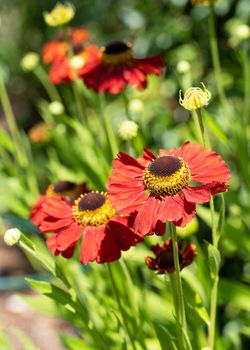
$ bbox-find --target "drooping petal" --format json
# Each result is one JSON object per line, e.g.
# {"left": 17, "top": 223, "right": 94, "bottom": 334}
{"left": 42, "top": 197, "right": 72, "bottom": 219}
{"left": 56, "top": 222, "right": 83, "bottom": 250}
{"left": 173, "top": 200, "right": 196, "bottom": 227}
{"left": 182, "top": 185, "right": 211, "bottom": 204}
{"left": 80, "top": 226, "right": 99, "bottom": 265}
{"left": 158, "top": 195, "right": 184, "bottom": 222}
{"left": 134, "top": 196, "right": 162, "bottom": 236}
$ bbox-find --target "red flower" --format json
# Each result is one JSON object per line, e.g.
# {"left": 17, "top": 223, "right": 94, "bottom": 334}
{"left": 145, "top": 239, "right": 197, "bottom": 274}
{"left": 42, "top": 28, "right": 99, "bottom": 84}
{"left": 108, "top": 141, "right": 230, "bottom": 236}
{"left": 30, "top": 181, "right": 89, "bottom": 226}
{"left": 80, "top": 41, "right": 164, "bottom": 94}
{"left": 49, "top": 45, "right": 99, "bottom": 84}
{"left": 39, "top": 191, "right": 143, "bottom": 264}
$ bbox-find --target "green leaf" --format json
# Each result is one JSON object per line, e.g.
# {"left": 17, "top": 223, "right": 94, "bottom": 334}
{"left": 218, "top": 278, "right": 250, "bottom": 311}
{"left": 25, "top": 278, "right": 76, "bottom": 314}
{"left": 153, "top": 323, "right": 176, "bottom": 350}
{"left": 206, "top": 242, "right": 221, "bottom": 282}
{"left": 189, "top": 293, "right": 210, "bottom": 326}
{"left": 3, "top": 214, "right": 40, "bottom": 234}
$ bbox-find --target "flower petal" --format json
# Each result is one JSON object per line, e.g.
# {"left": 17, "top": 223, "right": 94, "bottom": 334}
{"left": 182, "top": 185, "right": 211, "bottom": 204}
{"left": 56, "top": 222, "right": 83, "bottom": 250}
{"left": 158, "top": 195, "right": 184, "bottom": 222}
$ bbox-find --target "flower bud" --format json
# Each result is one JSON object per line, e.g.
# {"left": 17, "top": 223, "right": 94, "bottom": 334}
{"left": 48, "top": 101, "right": 65, "bottom": 115}
{"left": 21, "top": 53, "right": 39, "bottom": 71}
{"left": 179, "top": 83, "right": 211, "bottom": 111}
{"left": 176, "top": 60, "right": 191, "bottom": 74}
{"left": 234, "top": 24, "right": 250, "bottom": 41}
{"left": 4, "top": 228, "right": 21, "bottom": 246}
{"left": 70, "top": 55, "right": 85, "bottom": 70}
{"left": 118, "top": 120, "right": 138, "bottom": 141}
{"left": 128, "top": 99, "right": 144, "bottom": 114}
{"left": 43, "top": 2, "right": 75, "bottom": 27}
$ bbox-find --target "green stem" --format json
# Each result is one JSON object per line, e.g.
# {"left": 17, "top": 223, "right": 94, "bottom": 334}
{"left": 107, "top": 263, "right": 137, "bottom": 350}
{"left": 122, "top": 90, "right": 132, "bottom": 120}
{"left": 194, "top": 109, "right": 205, "bottom": 147}
{"left": 34, "top": 66, "right": 61, "bottom": 102}
{"left": 170, "top": 223, "right": 188, "bottom": 350}
{"left": 0, "top": 77, "right": 28, "bottom": 168}
{"left": 192, "top": 107, "right": 222, "bottom": 350}
{"left": 208, "top": 4, "right": 230, "bottom": 116}
{"left": 242, "top": 44, "right": 250, "bottom": 125}
{"left": 99, "top": 94, "right": 119, "bottom": 158}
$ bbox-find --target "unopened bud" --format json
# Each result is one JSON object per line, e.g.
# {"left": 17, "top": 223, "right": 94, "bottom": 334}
{"left": 4, "top": 228, "right": 21, "bottom": 246}
{"left": 118, "top": 120, "right": 138, "bottom": 141}
{"left": 179, "top": 83, "right": 211, "bottom": 111}
{"left": 128, "top": 99, "right": 144, "bottom": 114}
{"left": 21, "top": 53, "right": 39, "bottom": 71}
{"left": 176, "top": 60, "right": 191, "bottom": 74}
{"left": 48, "top": 101, "right": 64, "bottom": 115}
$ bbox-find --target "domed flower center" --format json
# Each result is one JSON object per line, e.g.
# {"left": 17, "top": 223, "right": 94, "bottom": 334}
{"left": 102, "top": 41, "right": 132, "bottom": 65}
{"left": 53, "top": 181, "right": 75, "bottom": 193}
{"left": 78, "top": 192, "right": 106, "bottom": 211}
{"left": 46, "top": 181, "right": 80, "bottom": 198}
{"left": 72, "top": 192, "right": 116, "bottom": 227}
{"left": 143, "top": 156, "right": 191, "bottom": 196}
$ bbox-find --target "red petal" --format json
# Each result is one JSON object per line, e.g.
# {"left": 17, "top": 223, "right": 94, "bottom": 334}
{"left": 42, "top": 197, "right": 72, "bottom": 219}
{"left": 56, "top": 222, "right": 83, "bottom": 250}
{"left": 158, "top": 195, "right": 184, "bottom": 222}
{"left": 173, "top": 200, "right": 196, "bottom": 227}
{"left": 80, "top": 226, "right": 99, "bottom": 265}
{"left": 134, "top": 196, "right": 161, "bottom": 236}
{"left": 183, "top": 186, "right": 211, "bottom": 204}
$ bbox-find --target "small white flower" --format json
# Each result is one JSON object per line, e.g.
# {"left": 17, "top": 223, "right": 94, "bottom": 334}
{"left": 176, "top": 60, "right": 191, "bottom": 74}
{"left": 128, "top": 99, "right": 144, "bottom": 114}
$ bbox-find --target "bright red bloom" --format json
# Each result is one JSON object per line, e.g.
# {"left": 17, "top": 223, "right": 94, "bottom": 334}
{"left": 49, "top": 45, "right": 99, "bottom": 84}
{"left": 42, "top": 28, "right": 99, "bottom": 84}
{"left": 145, "top": 239, "right": 197, "bottom": 274}
{"left": 81, "top": 41, "right": 164, "bottom": 94}
{"left": 108, "top": 141, "right": 230, "bottom": 236}
{"left": 30, "top": 181, "right": 89, "bottom": 227}
{"left": 39, "top": 191, "right": 143, "bottom": 264}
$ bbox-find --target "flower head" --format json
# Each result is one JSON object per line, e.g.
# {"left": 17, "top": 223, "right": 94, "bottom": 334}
{"left": 118, "top": 120, "right": 138, "bottom": 141}
{"left": 108, "top": 141, "right": 230, "bottom": 236}
{"left": 30, "top": 181, "right": 89, "bottom": 227}
{"left": 81, "top": 40, "right": 164, "bottom": 94}
{"left": 42, "top": 28, "right": 99, "bottom": 85}
{"left": 179, "top": 83, "right": 211, "bottom": 111}
{"left": 38, "top": 191, "right": 143, "bottom": 264}
{"left": 21, "top": 52, "right": 39, "bottom": 71}
{"left": 4, "top": 228, "right": 22, "bottom": 246}
{"left": 145, "top": 239, "right": 197, "bottom": 274}
{"left": 43, "top": 2, "right": 75, "bottom": 27}
{"left": 48, "top": 101, "right": 65, "bottom": 115}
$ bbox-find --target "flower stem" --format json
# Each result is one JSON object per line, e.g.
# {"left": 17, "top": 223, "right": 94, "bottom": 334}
{"left": 0, "top": 76, "right": 28, "bottom": 168}
{"left": 122, "top": 90, "right": 132, "bottom": 120}
{"left": 170, "top": 222, "right": 187, "bottom": 350}
{"left": 192, "top": 107, "right": 222, "bottom": 350}
{"left": 208, "top": 4, "right": 230, "bottom": 116}
{"left": 242, "top": 44, "right": 250, "bottom": 125}
{"left": 99, "top": 94, "right": 119, "bottom": 158}
{"left": 194, "top": 109, "right": 205, "bottom": 147}
{"left": 107, "top": 263, "right": 137, "bottom": 350}
{"left": 34, "top": 66, "right": 62, "bottom": 102}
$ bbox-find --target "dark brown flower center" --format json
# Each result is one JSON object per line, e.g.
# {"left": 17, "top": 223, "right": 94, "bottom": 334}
{"left": 149, "top": 156, "right": 181, "bottom": 177}
{"left": 78, "top": 192, "right": 106, "bottom": 211}
{"left": 104, "top": 41, "right": 130, "bottom": 55}
{"left": 157, "top": 251, "right": 182, "bottom": 270}
{"left": 53, "top": 181, "right": 76, "bottom": 193}
{"left": 73, "top": 43, "right": 85, "bottom": 55}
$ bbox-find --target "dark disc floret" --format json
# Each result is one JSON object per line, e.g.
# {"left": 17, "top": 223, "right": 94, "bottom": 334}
{"left": 78, "top": 192, "right": 106, "bottom": 211}
{"left": 53, "top": 181, "right": 76, "bottom": 193}
{"left": 104, "top": 41, "right": 130, "bottom": 55}
{"left": 149, "top": 156, "right": 181, "bottom": 177}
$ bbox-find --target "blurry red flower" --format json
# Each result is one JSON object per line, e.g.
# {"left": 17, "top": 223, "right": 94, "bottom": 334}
{"left": 42, "top": 28, "right": 99, "bottom": 84}
{"left": 81, "top": 40, "right": 164, "bottom": 94}
{"left": 108, "top": 141, "right": 230, "bottom": 236}
{"left": 30, "top": 181, "right": 89, "bottom": 227}
{"left": 145, "top": 239, "right": 197, "bottom": 274}
{"left": 39, "top": 191, "right": 143, "bottom": 264}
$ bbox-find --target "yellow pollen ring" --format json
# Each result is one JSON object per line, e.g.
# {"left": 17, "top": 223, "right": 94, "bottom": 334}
{"left": 143, "top": 158, "right": 191, "bottom": 196}
{"left": 101, "top": 44, "right": 133, "bottom": 65}
{"left": 72, "top": 192, "right": 116, "bottom": 227}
